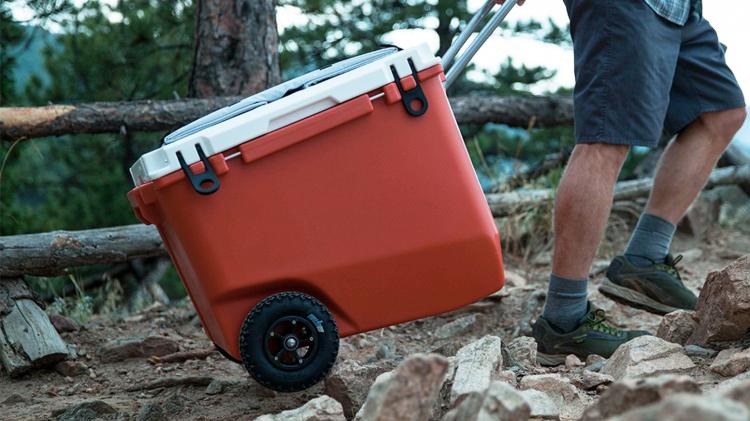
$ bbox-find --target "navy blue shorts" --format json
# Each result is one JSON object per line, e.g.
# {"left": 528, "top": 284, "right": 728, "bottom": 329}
{"left": 563, "top": 0, "right": 746, "bottom": 147}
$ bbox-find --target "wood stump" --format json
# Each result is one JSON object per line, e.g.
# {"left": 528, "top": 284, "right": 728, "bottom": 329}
{"left": 0, "top": 278, "right": 70, "bottom": 376}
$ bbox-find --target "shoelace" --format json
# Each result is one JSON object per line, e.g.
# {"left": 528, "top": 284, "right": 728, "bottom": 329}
{"left": 584, "top": 309, "right": 624, "bottom": 336}
{"left": 660, "top": 254, "right": 684, "bottom": 280}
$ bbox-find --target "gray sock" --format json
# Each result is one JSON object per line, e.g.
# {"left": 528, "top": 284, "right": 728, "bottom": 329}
{"left": 541, "top": 274, "right": 589, "bottom": 333}
{"left": 624, "top": 213, "right": 676, "bottom": 267}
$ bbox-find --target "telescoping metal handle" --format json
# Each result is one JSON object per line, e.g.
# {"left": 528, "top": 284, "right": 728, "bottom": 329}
{"left": 443, "top": 0, "right": 518, "bottom": 89}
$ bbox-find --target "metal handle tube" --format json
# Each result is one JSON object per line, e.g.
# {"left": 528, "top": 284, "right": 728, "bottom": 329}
{"left": 444, "top": 0, "right": 517, "bottom": 90}
{"left": 441, "top": 0, "right": 496, "bottom": 72}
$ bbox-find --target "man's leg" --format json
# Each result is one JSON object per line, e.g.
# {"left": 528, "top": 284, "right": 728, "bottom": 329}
{"left": 646, "top": 108, "right": 747, "bottom": 224}
{"left": 603, "top": 108, "right": 747, "bottom": 314}
{"left": 541, "top": 144, "right": 630, "bottom": 333}
{"left": 622, "top": 108, "right": 747, "bottom": 267}
{"left": 533, "top": 144, "right": 649, "bottom": 365}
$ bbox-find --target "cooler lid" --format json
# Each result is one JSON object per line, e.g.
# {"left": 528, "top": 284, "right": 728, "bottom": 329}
{"left": 163, "top": 47, "right": 400, "bottom": 145}
{"left": 130, "top": 43, "right": 440, "bottom": 186}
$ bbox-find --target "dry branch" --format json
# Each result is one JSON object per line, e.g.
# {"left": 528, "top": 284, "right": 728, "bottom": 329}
{"left": 487, "top": 164, "right": 750, "bottom": 217}
{"left": 125, "top": 375, "right": 215, "bottom": 391}
{"left": 1, "top": 165, "right": 747, "bottom": 277}
{"left": 0, "top": 95, "right": 573, "bottom": 141}
{"left": 147, "top": 348, "right": 217, "bottom": 364}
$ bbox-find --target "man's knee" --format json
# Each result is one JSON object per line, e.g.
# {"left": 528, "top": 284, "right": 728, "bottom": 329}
{"left": 697, "top": 107, "right": 747, "bottom": 145}
{"left": 569, "top": 143, "right": 630, "bottom": 172}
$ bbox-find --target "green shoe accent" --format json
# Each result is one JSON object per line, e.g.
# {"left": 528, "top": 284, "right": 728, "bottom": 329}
{"left": 600, "top": 254, "right": 698, "bottom": 315}
{"left": 532, "top": 302, "right": 649, "bottom": 366}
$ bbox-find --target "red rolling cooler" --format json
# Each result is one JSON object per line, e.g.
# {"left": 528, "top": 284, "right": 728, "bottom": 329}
{"left": 128, "top": 0, "right": 516, "bottom": 392}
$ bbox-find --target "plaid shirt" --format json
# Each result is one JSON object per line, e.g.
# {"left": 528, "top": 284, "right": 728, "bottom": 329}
{"left": 644, "top": 0, "right": 700, "bottom": 25}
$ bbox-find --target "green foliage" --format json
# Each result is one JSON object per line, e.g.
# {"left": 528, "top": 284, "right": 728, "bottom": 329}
{"left": 45, "top": 274, "right": 95, "bottom": 323}
{"left": 1, "top": 0, "right": 195, "bottom": 235}
{"left": 0, "top": 4, "right": 25, "bottom": 105}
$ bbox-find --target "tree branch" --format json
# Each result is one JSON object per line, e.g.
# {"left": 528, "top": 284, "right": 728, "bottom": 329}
{"left": 0, "top": 95, "right": 573, "bottom": 141}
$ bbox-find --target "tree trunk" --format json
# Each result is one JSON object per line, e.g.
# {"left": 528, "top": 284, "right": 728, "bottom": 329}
{"left": 189, "top": 0, "right": 281, "bottom": 98}
{"left": 0, "top": 94, "right": 573, "bottom": 141}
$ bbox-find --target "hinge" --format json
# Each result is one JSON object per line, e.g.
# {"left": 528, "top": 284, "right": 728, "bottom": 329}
{"left": 390, "top": 58, "right": 428, "bottom": 117}
{"left": 176, "top": 144, "right": 220, "bottom": 195}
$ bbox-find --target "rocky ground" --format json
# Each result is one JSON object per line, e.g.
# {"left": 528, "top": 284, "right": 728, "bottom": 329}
{"left": 2, "top": 205, "right": 750, "bottom": 420}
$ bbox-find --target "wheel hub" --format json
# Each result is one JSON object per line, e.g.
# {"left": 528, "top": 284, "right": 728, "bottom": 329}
{"left": 283, "top": 335, "right": 299, "bottom": 351}
{"left": 264, "top": 315, "right": 319, "bottom": 370}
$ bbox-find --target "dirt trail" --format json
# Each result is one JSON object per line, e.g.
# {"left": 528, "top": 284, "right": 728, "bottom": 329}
{"left": 1, "top": 228, "right": 749, "bottom": 420}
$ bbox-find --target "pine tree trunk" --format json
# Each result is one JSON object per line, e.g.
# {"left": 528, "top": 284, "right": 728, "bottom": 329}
{"left": 188, "top": 0, "right": 281, "bottom": 98}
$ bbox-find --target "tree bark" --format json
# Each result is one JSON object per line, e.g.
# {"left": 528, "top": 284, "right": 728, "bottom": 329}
{"left": 450, "top": 95, "right": 573, "bottom": 128}
{"left": 2, "top": 165, "right": 747, "bottom": 277}
{"left": 0, "top": 97, "right": 242, "bottom": 141}
{"left": 189, "top": 0, "right": 281, "bottom": 98}
{"left": 0, "top": 94, "right": 573, "bottom": 141}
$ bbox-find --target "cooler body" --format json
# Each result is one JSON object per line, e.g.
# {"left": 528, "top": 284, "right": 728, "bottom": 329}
{"left": 127, "top": 46, "right": 504, "bottom": 360}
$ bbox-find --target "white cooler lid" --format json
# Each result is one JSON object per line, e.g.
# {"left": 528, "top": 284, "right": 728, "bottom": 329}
{"left": 130, "top": 43, "right": 440, "bottom": 186}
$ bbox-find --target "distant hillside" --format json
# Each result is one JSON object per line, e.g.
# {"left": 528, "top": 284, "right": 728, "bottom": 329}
{"left": 12, "top": 25, "right": 59, "bottom": 94}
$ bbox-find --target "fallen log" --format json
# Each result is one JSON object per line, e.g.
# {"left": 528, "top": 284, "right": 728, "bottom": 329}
{"left": 1, "top": 165, "right": 747, "bottom": 277}
{"left": 0, "top": 95, "right": 573, "bottom": 141}
{"left": 0, "top": 224, "right": 166, "bottom": 277}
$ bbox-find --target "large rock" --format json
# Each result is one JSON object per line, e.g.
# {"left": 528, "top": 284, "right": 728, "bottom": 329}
{"left": 689, "top": 256, "right": 750, "bottom": 344}
{"left": 506, "top": 336, "right": 537, "bottom": 370}
{"left": 600, "top": 336, "right": 695, "bottom": 380}
{"left": 714, "top": 372, "right": 750, "bottom": 410}
{"left": 581, "top": 370, "right": 614, "bottom": 390}
{"left": 581, "top": 375, "right": 700, "bottom": 421}
{"left": 324, "top": 359, "right": 395, "bottom": 419}
{"left": 656, "top": 310, "right": 698, "bottom": 345}
{"left": 519, "top": 374, "right": 585, "bottom": 419}
{"left": 434, "top": 314, "right": 479, "bottom": 339}
{"left": 518, "top": 390, "right": 559, "bottom": 419}
{"left": 449, "top": 336, "right": 503, "bottom": 404}
{"left": 610, "top": 394, "right": 749, "bottom": 421}
{"left": 256, "top": 396, "right": 346, "bottom": 421}
{"left": 710, "top": 347, "right": 750, "bottom": 377}
{"left": 442, "top": 381, "right": 530, "bottom": 421}
{"left": 99, "top": 336, "right": 179, "bottom": 362}
{"left": 354, "top": 354, "right": 449, "bottom": 421}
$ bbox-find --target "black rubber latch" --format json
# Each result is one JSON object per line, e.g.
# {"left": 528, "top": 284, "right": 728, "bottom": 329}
{"left": 176, "top": 144, "right": 220, "bottom": 195}
{"left": 390, "top": 58, "right": 428, "bottom": 117}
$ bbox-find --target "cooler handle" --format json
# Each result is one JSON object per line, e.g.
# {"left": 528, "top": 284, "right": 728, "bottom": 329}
{"left": 443, "top": 0, "right": 518, "bottom": 89}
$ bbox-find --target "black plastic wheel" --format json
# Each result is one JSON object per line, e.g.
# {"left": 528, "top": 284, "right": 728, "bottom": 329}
{"left": 239, "top": 292, "right": 339, "bottom": 392}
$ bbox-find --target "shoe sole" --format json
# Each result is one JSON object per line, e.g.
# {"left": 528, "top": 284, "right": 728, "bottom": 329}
{"left": 537, "top": 352, "right": 567, "bottom": 367}
{"left": 599, "top": 279, "right": 679, "bottom": 315}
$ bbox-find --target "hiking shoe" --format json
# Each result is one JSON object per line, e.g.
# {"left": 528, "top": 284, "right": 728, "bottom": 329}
{"left": 600, "top": 254, "right": 698, "bottom": 315}
{"left": 532, "top": 302, "right": 649, "bottom": 366}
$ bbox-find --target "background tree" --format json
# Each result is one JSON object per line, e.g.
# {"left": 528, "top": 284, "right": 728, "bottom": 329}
{"left": 189, "top": 0, "right": 281, "bottom": 97}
